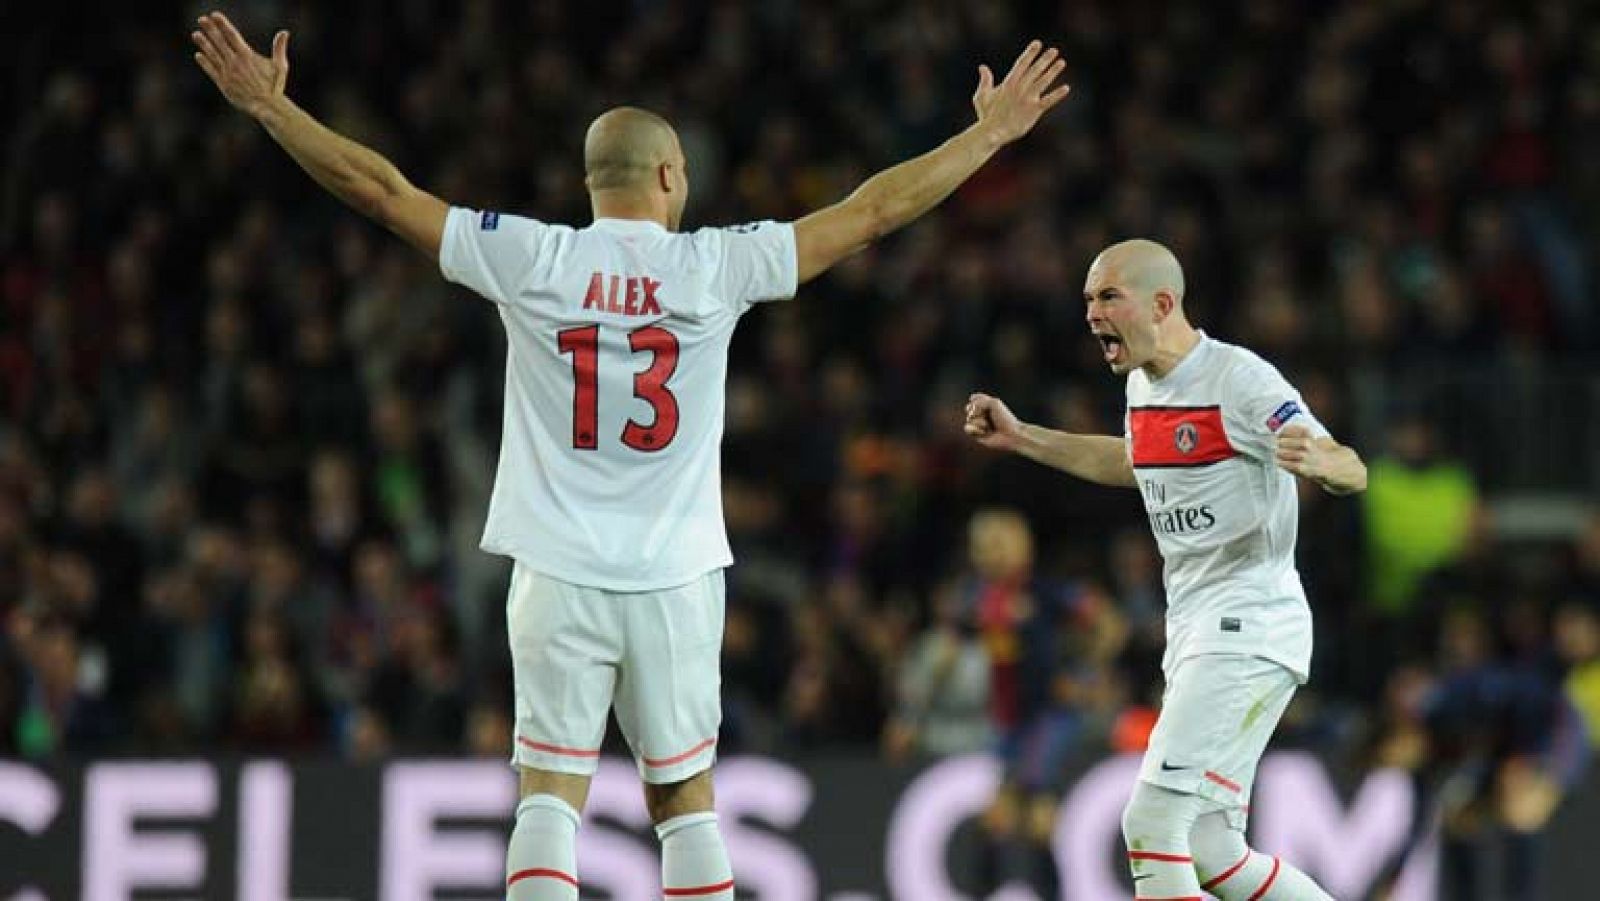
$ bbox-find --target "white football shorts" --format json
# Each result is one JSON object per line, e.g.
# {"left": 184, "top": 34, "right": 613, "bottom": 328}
{"left": 506, "top": 563, "right": 724, "bottom": 784}
{"left": 1138, "top": 653, "right": 1298, "bottom": 828}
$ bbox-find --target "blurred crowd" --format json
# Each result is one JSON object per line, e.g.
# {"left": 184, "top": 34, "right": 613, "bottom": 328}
{"left": 2, "top": 3, "right": 1598, "bottom": 859}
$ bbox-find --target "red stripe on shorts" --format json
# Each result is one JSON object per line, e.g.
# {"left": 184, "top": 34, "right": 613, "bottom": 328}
{"left": 1205, "top": 770, "right": 1242, "bottom": 793}
{"left": 507, "top": 868, "right": 578, "bottom": 888}
{"left": 1247, "top": 856, "right": 1282, "bottom": 901}
{"left": 664, "top": 878, "right": 735, "bottom": 896}
{"left": 517, "top": 736, "right": 601, "bottom": 758}
{"left": 643, "top": 737, "right": 717, "bottom": 768}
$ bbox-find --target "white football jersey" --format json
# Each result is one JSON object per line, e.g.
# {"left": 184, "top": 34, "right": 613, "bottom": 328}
{"left": 1123, "top": 333, "right": 1329, "bottom": 682}
{"left": 440, "top": 208, "right": 797, "bottom": 590}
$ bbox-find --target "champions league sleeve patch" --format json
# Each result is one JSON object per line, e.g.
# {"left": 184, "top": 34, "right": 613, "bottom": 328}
{"left": 480, "top": 211, "right": 501, "bottom": 231}
{"left": 1266, "top": 400, "right": 1302, "bottom": 432}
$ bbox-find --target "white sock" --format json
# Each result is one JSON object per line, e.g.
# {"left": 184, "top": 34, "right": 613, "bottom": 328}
{"left": 1192, "top": 812, "right": 1332, "bottom": 901}
{"left": 656, "top": 811, "right": 735, "bottom": 899}
{"left": 506, "top": 794, "right": 580, "bottom": 900}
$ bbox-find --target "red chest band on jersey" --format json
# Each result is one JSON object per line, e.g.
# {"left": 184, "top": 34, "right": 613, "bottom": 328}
{"left": 1129, "top": 406, "right": 1238, "bottom": 468}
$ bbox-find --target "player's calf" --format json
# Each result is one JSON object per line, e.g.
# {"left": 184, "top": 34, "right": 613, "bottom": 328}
{"left": 1191, "top": 811, "right": 1333, "bottom": 901}
{"left": 506, "top": 793, "right": 581, "bottom": 900}
{"left": 648, "top": 770, "right": 734, "bottom": 900}
{"left": 1122, "top": 781, "right": 1205, "bottom": 898}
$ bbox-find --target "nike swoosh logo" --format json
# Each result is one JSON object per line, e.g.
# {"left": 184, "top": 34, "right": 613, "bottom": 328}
{"left": 1160, "top": 760, "right": 1192, "bottom": 772}
{"left": 1132, "top": 873, "right": 1154, "bottom": 882}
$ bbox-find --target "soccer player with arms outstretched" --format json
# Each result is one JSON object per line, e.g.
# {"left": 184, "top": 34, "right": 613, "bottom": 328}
{"left": 966, "top": 240, "right": 1367, "bottom": 900}
{"left": 190, "top": 12, "right": 1070, "bottom": 899}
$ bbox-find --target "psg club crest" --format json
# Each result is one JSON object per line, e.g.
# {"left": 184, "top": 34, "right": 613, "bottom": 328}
{"left": 1174, "top": 422, "right": 1199, "bottom": 455}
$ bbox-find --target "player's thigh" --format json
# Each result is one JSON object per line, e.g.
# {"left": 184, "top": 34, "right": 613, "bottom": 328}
{"left": 613, "top": 570, "right": 725, "bottom": 784}
{"left": 507, "top": 565, "right": 621, "bottom": 776}
{"left": 1139, "top": 654, "right": 1296, "bottom": 814}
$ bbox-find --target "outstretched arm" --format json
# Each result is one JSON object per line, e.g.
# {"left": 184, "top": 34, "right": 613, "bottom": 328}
{"left": 191, "top": 12, "right": 447, "bottom": 258}
{"left": 964, "top": 393, "right": 1136, "bottom": 487}
{"left": 793, "top": 41, "right": 1071, "bottom": 284}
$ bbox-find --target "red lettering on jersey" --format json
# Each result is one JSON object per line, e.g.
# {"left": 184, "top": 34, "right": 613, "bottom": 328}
{"left": 583, "top": 272, "right": 604, "bottom": 310}
{"left": 640, "top": 278, "right": 663, "bottom": 316}
{"left": 1129, "top": 406, "right": 1237, "bottom": 468}
{"left": 580, "top": 272, "right": 662, "bottom": 316}
{"left": 624, "top": 278, "right": 641, "bottom": 315}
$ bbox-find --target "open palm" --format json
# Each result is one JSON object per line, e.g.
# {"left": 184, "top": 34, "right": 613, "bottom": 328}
{"left": 191, "top": 12, "right": 290, "bottom": 120}
{"left": 972, "top": 41, "right": 1072, "bottom": 146}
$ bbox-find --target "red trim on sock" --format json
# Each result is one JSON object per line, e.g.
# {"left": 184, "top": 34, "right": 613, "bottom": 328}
{"left": 664, "top": 878, "right": 735, "bottom": 896}
{"left": 1205, "top": 770, "right": 1242, "bottom": 793}
{"left": 643, "top": 737, "right": 717, "bottom": 768}
{"left": 516, "top": 736, "right": 601, "bottom": 757}
{"left": 1202, "top": 851, "right": 1252, "bottom": 891}
{"left": 1128, "top": 850, "right": 1194, "bottom": 863}
{"left": 507, "top": 867, "right": 578, "bottom": 888}
{"left": 1246, "top": 856, "right": 1281, "bottom": 901}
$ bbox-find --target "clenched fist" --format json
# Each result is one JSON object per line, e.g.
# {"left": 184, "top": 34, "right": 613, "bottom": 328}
{"left": 964, "top": 393, "right": 1023, "bottom": 452}
{"left": 1275, "top": 425, "right": 1328, "bottom": 480}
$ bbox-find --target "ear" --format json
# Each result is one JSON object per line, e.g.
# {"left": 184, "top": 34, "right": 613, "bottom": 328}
{"left": 658, "top": 161, "right": 674, "bottom": 193}
{"left": 1152, "top": 290, "right": 1175, "bottom": 321}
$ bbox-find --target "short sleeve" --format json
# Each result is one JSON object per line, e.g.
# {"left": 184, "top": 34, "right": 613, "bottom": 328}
{"left": 438, "top": 206, "right": 555, "bottom": 306}
{"left": 708, "top": 221, "right": 798, "bottom": 311}
{"left": 1223, "top": 356, "right": 1330, "bottom": 462}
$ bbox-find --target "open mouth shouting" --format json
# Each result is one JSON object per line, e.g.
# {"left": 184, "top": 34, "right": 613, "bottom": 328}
{"left": 1094, "top": 330, "right": 1125, "bottom": 365}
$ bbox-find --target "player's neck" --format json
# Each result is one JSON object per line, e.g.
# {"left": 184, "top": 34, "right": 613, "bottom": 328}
{"left": 590, "top": 192, "right": 671, "bottom": 230}
{"left": 1142, "top": 325, "right": 1202, "bottom": 380}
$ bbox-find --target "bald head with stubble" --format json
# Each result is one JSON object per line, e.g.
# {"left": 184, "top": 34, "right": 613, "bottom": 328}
{"left": 583, "top": 107, "right": 690, "bottom": 229}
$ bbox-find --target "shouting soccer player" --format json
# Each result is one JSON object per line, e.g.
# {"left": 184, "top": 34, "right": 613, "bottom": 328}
{"left": 965, "top": 240, "right": 1367, "bottom": 900}
{"left": 190, "top": 12, "right": 1070, "bottom": 900}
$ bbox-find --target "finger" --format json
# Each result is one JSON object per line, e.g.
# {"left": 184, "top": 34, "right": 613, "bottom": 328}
{"left": 1007, "top": 40, "right": 1042, "bottom": 81}
{"left": 193, "top": 51, "right": 222, "bottom": 85}
{"left": 1041, "top": 83, "right": 1073, "bottom": 110}
{"left": 214, "top": 11, "right": 257, "bottom": 58}
{"left": 192, "top": 29, "right": 226, "bottom": 66}
{"left": 1033, "top": 59, "right": 1067, "bottom": 95}
{"left": 198, "top": 15, "right": 237, "bottom": 63}
{"left": 975, "top": 64, "right": 994, "bottom": 97}
{"left": 272, "top": 30, "right": 290, "bottom": 67}
{"left": 1024, "top": 46, "right": 1059, "bottom": 87}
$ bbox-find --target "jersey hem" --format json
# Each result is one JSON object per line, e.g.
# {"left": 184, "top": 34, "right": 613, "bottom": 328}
{"left": 484, "top": 540, "right": 731, "bottom": 593}
{"left": 1168, "top": 645, "right": 1310, "bottom": 685}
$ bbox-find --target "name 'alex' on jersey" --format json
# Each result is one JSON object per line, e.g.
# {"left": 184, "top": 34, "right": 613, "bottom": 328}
{"left": 1122, "top": 333, "right": 1333, "bottom": 683}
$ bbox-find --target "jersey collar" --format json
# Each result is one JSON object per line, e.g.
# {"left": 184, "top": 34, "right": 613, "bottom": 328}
{"left": 1149, "top": 330, "right": 1211, "bottom": 389}
{"left": 591, "top": 217, "right": 668, "bottom": 234}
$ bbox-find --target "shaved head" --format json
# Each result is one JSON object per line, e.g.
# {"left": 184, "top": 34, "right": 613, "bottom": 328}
{"left": 584, "top": 107, "right": 681, "bottom": 191}
{"left": 1088, "top": 239, "right": 1186, "bottom": 305}
{"left": 1083, "top": 238, "right": 1198, "bottom": 377}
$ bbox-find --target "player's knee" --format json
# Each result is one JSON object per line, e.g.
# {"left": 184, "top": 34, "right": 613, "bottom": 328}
{"left": 644, "top": 767, "right": 715, "bottom": 824}
{"left": 1189, "top": 811, "right": 1248, "bottom": 877}
{"left": 519, "top": 767, "right": 591, "bottom": 814}
{"left": 1121, "top": 782, "right": 1200, "bottom": 853}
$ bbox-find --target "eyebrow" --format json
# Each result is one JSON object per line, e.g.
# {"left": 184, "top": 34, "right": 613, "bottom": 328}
{"left": 1084, "top": 287, "right": 1121, "bottom": 302}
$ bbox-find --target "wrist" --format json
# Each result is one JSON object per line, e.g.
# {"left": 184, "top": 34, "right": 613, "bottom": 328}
{"left": 253, "top": 94, "right": 294, "bottom": 128}
{"left": 963, "top": 121, "right": 1007, "bottom": 156}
